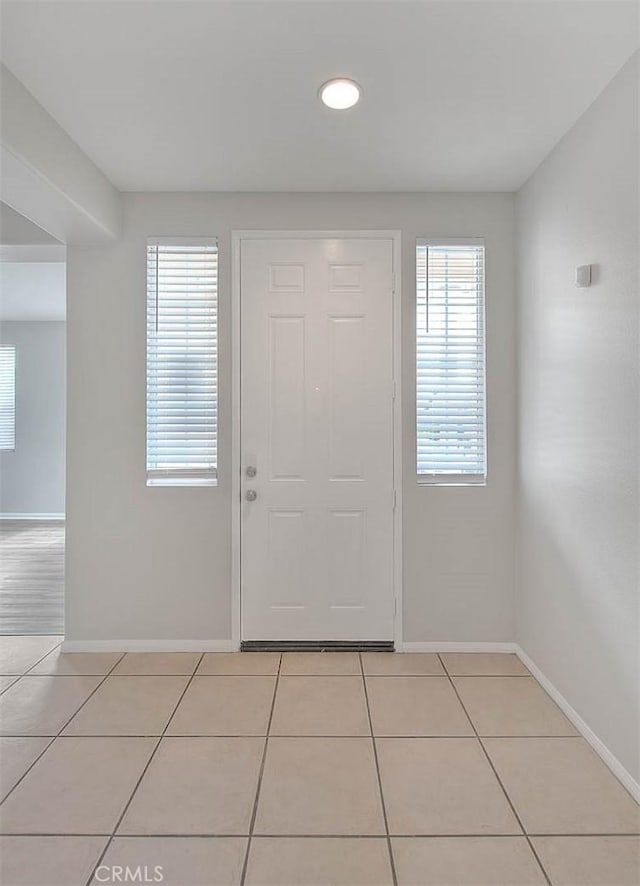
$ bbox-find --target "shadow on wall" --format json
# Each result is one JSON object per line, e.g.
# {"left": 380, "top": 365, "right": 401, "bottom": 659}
{"left": 517, "top": 483, "right": 639, "bottom": 782}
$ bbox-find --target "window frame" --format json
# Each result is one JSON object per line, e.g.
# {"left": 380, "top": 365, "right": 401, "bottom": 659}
{"left": 415, "top": 237, "right": 487, "bottom": 486}
{"left": 146, "top": 236, "right": 218, "bottom": 487}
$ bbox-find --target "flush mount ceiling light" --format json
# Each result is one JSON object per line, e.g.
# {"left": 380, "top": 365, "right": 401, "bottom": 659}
{"left": 319, "top": 78, "right": 362, "bottom": 110}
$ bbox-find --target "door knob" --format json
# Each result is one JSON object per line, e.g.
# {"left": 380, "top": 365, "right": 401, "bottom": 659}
{"left": 245, "top": 489, "right": 257, "bottom": 502}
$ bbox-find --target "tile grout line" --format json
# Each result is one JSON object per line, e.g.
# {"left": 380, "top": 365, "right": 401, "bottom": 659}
{"left": 0, "top": 650, "right": 127, "bottom": 807}
{"left": 239, "top": 653, "right": 282, "bottom": 886}
{"left": 83, "top": 652, "right": 206, "bottom": 886}
{"left": 0, "top": 732, "right": 587, "bottom": 739}
{"left": 359, "top": 652, "right": 398, "bottom": 886}
{"left": 0, "top": 638, "right": 62, "bottom": 801}
{"left": 437, "top": 653, "right": 553, "bottom": 886}
{"left": 0, "top": 676, "right": 20, "bottom": 696}
{"left": 1, "top": 636, "right": 65, "bottom": 682}
{"left": 6, "top": 830, "right": 640, "bottom": 839}
{"left": 6, "top": 651, "right": 635, "bottom": 875}
{"left": 0, "top": 735, "right": 56, "bottom": 806}
{"left": 1, "top": 672, "right": 538, "bottom": 680}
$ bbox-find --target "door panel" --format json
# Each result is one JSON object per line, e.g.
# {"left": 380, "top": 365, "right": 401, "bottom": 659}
{"left": 269, "top": 316, "right": 306, "bottom": 479}
{"left": 328, "top": 316, "right": 366, "bottom": 479}
{"left": 241, "top": 237, "right": 395, "bottom": 641}
{"left": 327, "top": 510, "right": 366, "bottom": 608}
{"left": 267, "top": 509, "right": 306, "bottom": 608}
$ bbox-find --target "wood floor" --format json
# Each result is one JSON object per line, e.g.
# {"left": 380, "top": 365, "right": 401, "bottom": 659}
{"left": 0, "top": 521, "right": 64, "bottom": 635}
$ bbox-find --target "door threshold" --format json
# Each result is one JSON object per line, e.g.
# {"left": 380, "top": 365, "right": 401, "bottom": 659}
{"left": 240, "top": 640, "right": 394, "bottom": 652}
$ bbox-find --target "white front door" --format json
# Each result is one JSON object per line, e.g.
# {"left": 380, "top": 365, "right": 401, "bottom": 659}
{"left": 240, "top": 236, "right": 395, "bottom": 641}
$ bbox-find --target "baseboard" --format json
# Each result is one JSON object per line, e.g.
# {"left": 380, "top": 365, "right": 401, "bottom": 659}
{"left": 515, "top": 645, "right": 640, "bottom": 803}
{"left": 399, "top": 641, "right": 518, "bottom": 653}
{"left": 61, "top": 639, "right": 238, "bottom": 653}
{"left": 0, "top": 513, "right": 65, "bottom": 521}
{"left": 62, "top": 639, "right": 517, "bottom": 655}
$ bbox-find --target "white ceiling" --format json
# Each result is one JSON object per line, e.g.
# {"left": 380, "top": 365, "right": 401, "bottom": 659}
{"left": 0, "top": 262, "right": 66, "bottom": 321}
{"left": 1, "top": 1, "right": 637, "bottom": 192}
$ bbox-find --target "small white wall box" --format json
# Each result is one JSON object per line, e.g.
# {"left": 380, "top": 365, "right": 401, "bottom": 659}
{"left": 575, "top": 264, "right": 592, "bottom": 287}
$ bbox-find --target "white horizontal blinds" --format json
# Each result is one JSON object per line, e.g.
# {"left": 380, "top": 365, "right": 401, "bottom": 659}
{"left": 0, "top": 346, "right": 16, "bottom": 450}
{"left": 146, "top": 240, "right": 217, "bottom": 484}
{"left": 416, "top": 242, "right": 486, "bottom": 480}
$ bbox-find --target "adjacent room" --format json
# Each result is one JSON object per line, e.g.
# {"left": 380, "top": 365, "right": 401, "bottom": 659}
{"left": 0, "top": 214, "right": 66, "bottom": 636}
{"left": 0, "top": 2, "right": 638, "bottom": 885}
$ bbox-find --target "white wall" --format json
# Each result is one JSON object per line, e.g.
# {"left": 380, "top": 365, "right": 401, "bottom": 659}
{"left": 516, "top": 53, "right": 639, "bottom": 783}
{"left": 66, "top": 192, "right": 516, "bottom": 644}
{"left": 0, "top": 320, "right": 66, "bottom": 515}
{"left": 0, "top": 262, "right": 66, "bottom": 320}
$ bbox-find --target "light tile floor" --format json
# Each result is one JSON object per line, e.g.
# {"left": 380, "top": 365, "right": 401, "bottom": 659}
{"left": 0, "top": 640, "right": 638, "bottom": 885}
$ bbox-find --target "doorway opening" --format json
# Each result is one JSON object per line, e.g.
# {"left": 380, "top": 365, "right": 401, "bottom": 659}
{"left": 0, "top": 210, "right": 66, "bottom": 636}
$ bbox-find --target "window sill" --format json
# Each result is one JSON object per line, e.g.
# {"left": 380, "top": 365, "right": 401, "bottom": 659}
{"left": 417, "top": 475, "right": 486, "bottom": 487}
{"left": 147, "top": 478, "right": 217, "bottom": 488}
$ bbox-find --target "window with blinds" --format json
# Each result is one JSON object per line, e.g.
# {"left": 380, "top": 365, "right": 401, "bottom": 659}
{"left": 146, "top": 239, "right": 218, "bottom": 485}
{"left": 0, "top": 345, "right": 16, "bottom": 451}
{"left": 416, "top": 241, "right": 486, "bottom": 482}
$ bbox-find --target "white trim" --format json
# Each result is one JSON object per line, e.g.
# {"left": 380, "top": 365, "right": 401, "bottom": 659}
{"left": 146, "top": 236, "right": 218, "bottom": 248}
{"left": 391, "top": 232, "right": 403, "bottom": 651}
{"left": 231, "top": 229, "right": 403, "bottom": 649}
{"left": 232, "top": 230, "right": 401, "bottom": 242}
{"left": 147, "top": 477, "right": 216, "bottom": 487}
{"left": 231, "top": 233, "right": 242, "bottom": 650}
{"left": 231, "top": 231, "right": 242, "bottom": 646}
{"left": 416, "top": 237, "right": 485, "bottom": 247}
{"left": 515, "top": 645, "right": 640, "bottom": 803}
{"left": 0, "top": 513, "right": 65, "bottom": 521}
{"left": 62, "top": 639, "right": 238, "bottom": 653}
{"left": 416, "top": 475, "right": 487, "bottom": 487}
{"left": 399, "top": 641, "right": 518, "bottom": 653}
